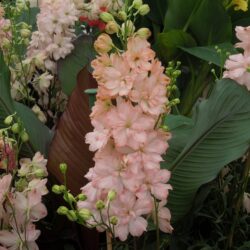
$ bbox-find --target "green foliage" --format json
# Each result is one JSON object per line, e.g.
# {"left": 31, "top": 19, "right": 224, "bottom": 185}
{"left": 164, "top": 0, "right": 232, "bottom": 45}
{"left": 0, "top": 53, "right": 52, "bottom": 156}
{"left": 58, "top": 35, "right": 96, "bottom": 96}
{"left": 180, "top": 43, "right": 237, "bottom": 67}
{"left": 163, "top": 79, "right": 250, "bottom": 222}
{"left": 155, "top": 29, "right": 196, "bottom": 62}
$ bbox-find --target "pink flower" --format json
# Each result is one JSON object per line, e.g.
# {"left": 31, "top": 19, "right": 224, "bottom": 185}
{"left": 107, "top": 100, "right": 155, "bottom": 148}
{"left": 0, "top": 174, "right": 12, "bottom": 202}
{"left": 125, "top": 37, "right": 155, "bottom": 72}
{"left": 158, "top": 206, "right": 173, "bottom": 233}
{"left": 112, "top": 191, "right": 152, "bottom": 241}
{"left": 0, "top": 224, "right": 40, "bottom": 250}
{"left": 235, "top": 26, "right": 250, "bottom": 55}
{"left": 223, "top": 53, "right": 250, "bottom": 90}
{"left": 101, "top": 54, "right": 134, "bottom": 97}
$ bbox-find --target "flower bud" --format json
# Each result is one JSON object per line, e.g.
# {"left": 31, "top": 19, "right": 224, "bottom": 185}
{"left": 11, "top": 123, "right": 20, "bottom": 134}
{"left": 133, "top": 0, "right": 143, "bottom": 9}
{"left": 107, "top": 190, "right": 116, "bottom": 201}
{"left": 15, "top": 178, "right": 28, "bottom": 192}
{"left": 77, "top": 193, "right": 87, "bottom": 201}
{"left": 20, "top": 131, "right": 29, "bottom": 143}
{"left": 110, "top": 216, "right": 118, "bottom": 225}
{"left": 136, "top": 28, "right": 151, "bottom": 39}
{"left": 4, "top": 116, "right": 13, "bottom": 125}
{"left": 52, "top": 184, "right": 62, "bottom": 194}
{"left": 57, "top": 206, "right": 68, "bottom": 215}
{"left": 20, "top": 28, "right": 31, "bottom": 38}
{"left": 34, "top": 169, "right": 45, "bottom": 178}
{"left": 94, "top": 34, "right": 113, "bottom": 54}
{"left": 78, "top": 208, "right": 92, "bottom": 220}
{"left": 121, "top": 20, "right": 135, "bottom": 37}
{"left": 64, "top": 192, "right": 76, "bottom": 203}
{"left": 96, "top": 200, "right": 105, "bottom": 210}
{"left": 59, "top": 163, "right": 67, "bottom": 174}
{"left": 2, "top": 38, "right": 11, "bottom": 49}
{"left": 139, "top": 4, "right": 150, "bottom": 15}
{"left": 117, "top": 11, "right": 127, "bottom": 21}
{"left": 99, "top": 12, "right": 114, "bottom": 23}
{"left": 59, "top": 185, "right": 66, "bottom": 192}
{"left": 105, "top": 21, "right": 119, "bottom": 34}
{"left": 67, "top": 210, "right": 78, "bottom": 221}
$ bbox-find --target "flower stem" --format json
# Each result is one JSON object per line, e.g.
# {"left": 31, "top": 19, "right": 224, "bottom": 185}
{"left": 154, "top": 197, "right": 160, "bottom": 250}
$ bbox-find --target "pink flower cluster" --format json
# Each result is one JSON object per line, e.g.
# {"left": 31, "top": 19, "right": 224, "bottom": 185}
{"left": 223, "top": 26, "right": 250, "bottom": 90}
{"left": 0, "top": 17, "right": 11, "bottom": 52}
{"left": 79, "top": 36, "right": 173, "bottom": 241}
{"left": 0, "top": 152, "right": 48, "bottom": 250}
{"left": 27, "top": 0, "right": 79, "bottom": 71}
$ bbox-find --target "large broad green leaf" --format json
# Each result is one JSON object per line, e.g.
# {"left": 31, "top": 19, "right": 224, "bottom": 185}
{"left": 58, "top": 35, "right": 95, "bottom": 96}
{"left": 0, "top": 53, "right": 52, "bottom": 156}
{"left": 164, "top": 0, "right": 232, "bottom": 45}
{"left": 162, "top": 79, "right": 250, "bottom": 223}
{"left": 180, "top": 43, "right": 237, "bottom": 67}
{"left": 155, "top": 29, "right": 196, "bottom": 62}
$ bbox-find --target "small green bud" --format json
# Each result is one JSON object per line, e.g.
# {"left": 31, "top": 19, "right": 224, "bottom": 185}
{"left": 110, "top": 216, "right": 118, "bottom": 225}
{"left": 136, "top": 28, "right": 151, "bottom": 39}
{"left": 59, "top": 163, "right": 67, "bottom": 174}
{"left": 139, "top": 4, "right": 150, "bottom": 16}
{"left": 171, "top": 85, "right": 178, "bottom": 91}
{"left": 64, "top": 192, "right": 76, "bottom": 203}
{"left": 59, "top": 185, "right": 66, "bottom": 192}
{"left": 20, "top": 28, "right": 31, "bottom": 38}
{"left": 96, "top": 200, "right": 105, "bottom": 210}
{"left": 161, "top": 125, "right": 169, "bottom": 132}
{"left": 11, "top": 123, "right": 20, "bottom": 134}
{"left": 105, "top": 21, "right": 119, "bottom": 34}
{"left": 67, "top": 210, "right": 78, "bottom": 221}
{"left": 77, "top": 193, "right": 87, "bottom": 201}
{"left": 34, "top": 169, "right": 45, "bottom": 178}
{"left": 117, "top": 11, "right": 127, "bottom": 21}
{"left": 121, "top": 20, "right": 135, "bottom": 37}
{"left": 57, "top": 206, "right": 68, "bottom": 215}
{"left": 133, "top": 0, "right": 143, "bottom": 9}
{"left": 78, "top": 208, "right": 92, "bottom": 220}
{"left": 15, "top": 178, "right": 28, "bottom": 192}
{"left": 2, "top": 38, "right": 11, "bottom": 49}
{"left": 173, "top": 70, "right": 181, "bottom": 77}
{"left": 20, "top": 131, "right": 29, "bottom": 142}
{"left": 172, "top": 98, "right": 180, "bottom": 105}
{"left": 99, "top": 12, "right": 114, "bottom": 23}
{"left": 4, "top": 116, "right": 13, "bottom": 125}
{"left": 107, "top": 190, "right": 117, "bottom": 201}
{"left": 52, "top": 184, "right": 62, "bottom": 194}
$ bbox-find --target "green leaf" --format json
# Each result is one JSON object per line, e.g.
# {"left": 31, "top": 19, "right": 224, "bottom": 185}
{"left": 0, "top": 53, "right": 52, "bottom": 156}
{"left": 162, "top": 79, "right": 250, "bottom": 222}
{"left": 180, "top": 43, "right": 237, "bottom": 67}
{"left": 164, "top": 0, "right": 232, "bottom": 45}
{"left": 58, "top": 35, "right": 95, "bottom": 96}
{"left": 155, "top": 29, "right": 196, "bottom": 62}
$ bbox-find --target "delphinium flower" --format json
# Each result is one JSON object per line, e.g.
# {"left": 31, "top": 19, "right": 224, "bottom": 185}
{"left": 223, "top": 26, "right": 250, "bottom": 90}
{"left": 0, "top": 115, "right": 48, "bottom": 250}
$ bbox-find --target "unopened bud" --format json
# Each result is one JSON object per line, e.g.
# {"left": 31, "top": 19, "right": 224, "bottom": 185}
{"left": 11, "top": 123, "right": 20, "bottom": 134}
{"left": 110, "top": 216, "right": 118, "bottom": 225}
{"left": 20, "top": 28, "right": 31, "bottom": 38}
{"left": 64, "top": 192, "right": 76, "bottom": 203}
{"left": 59, "top": 163, "right": 67, "bottom": 174}
{"left": 59, "top": 185, "right": 66, "bottom": 192}
{"left": 77, "top": 193, "right": 87, "bottom": 201}
{"left": 67, "top": 210, "right": 78, "bottom": 221}
{"left": 34, "top": 169, "right": 45, "bottom": 178}
{"left": 78, "top": 208, "right": 92, "bottom": 220}
{"left": 99, "top": 12, "right": 114, "bottom": 23}
{"left": 133, "top": 0, "right": 143, "bottom": 9}
{"left": 136, "top": 28, "right": 151, "bottom": 39}
{"left": 2, "top": 38, "right": 11, "bottom": 49}
{"left": 121, "top": 20, "right": 135, "bottom": 37}
{"left": 107, "top": 190, "right": 116, "bottom": 201}
{"left": 139, "top": 4, "right": 150, "bottom": 16}
{"left": 94, "top": 34, "right": 113, "bottom": 54}
{"left": 117, "top": 11, "right": 127, "bottom": 21}
{"left": 105, "top": 21, "right": 119, "bottom": 34}
{"left": 57, "top": 206, "right": 68, "bottom": 215}
{"left": 52, "top": 184, "right": 62, "bottom": 194}
{"left": 4, "top": 116, "right": 13, "bottom": 125}
{"left": 161, "top": 125, "right": 169, "bottom": 132}
{"left": 96, "top": 200, "right": 105, "bottom": 210}
{"left": 20, "top": 131, "right": 29, "bottom": 142}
